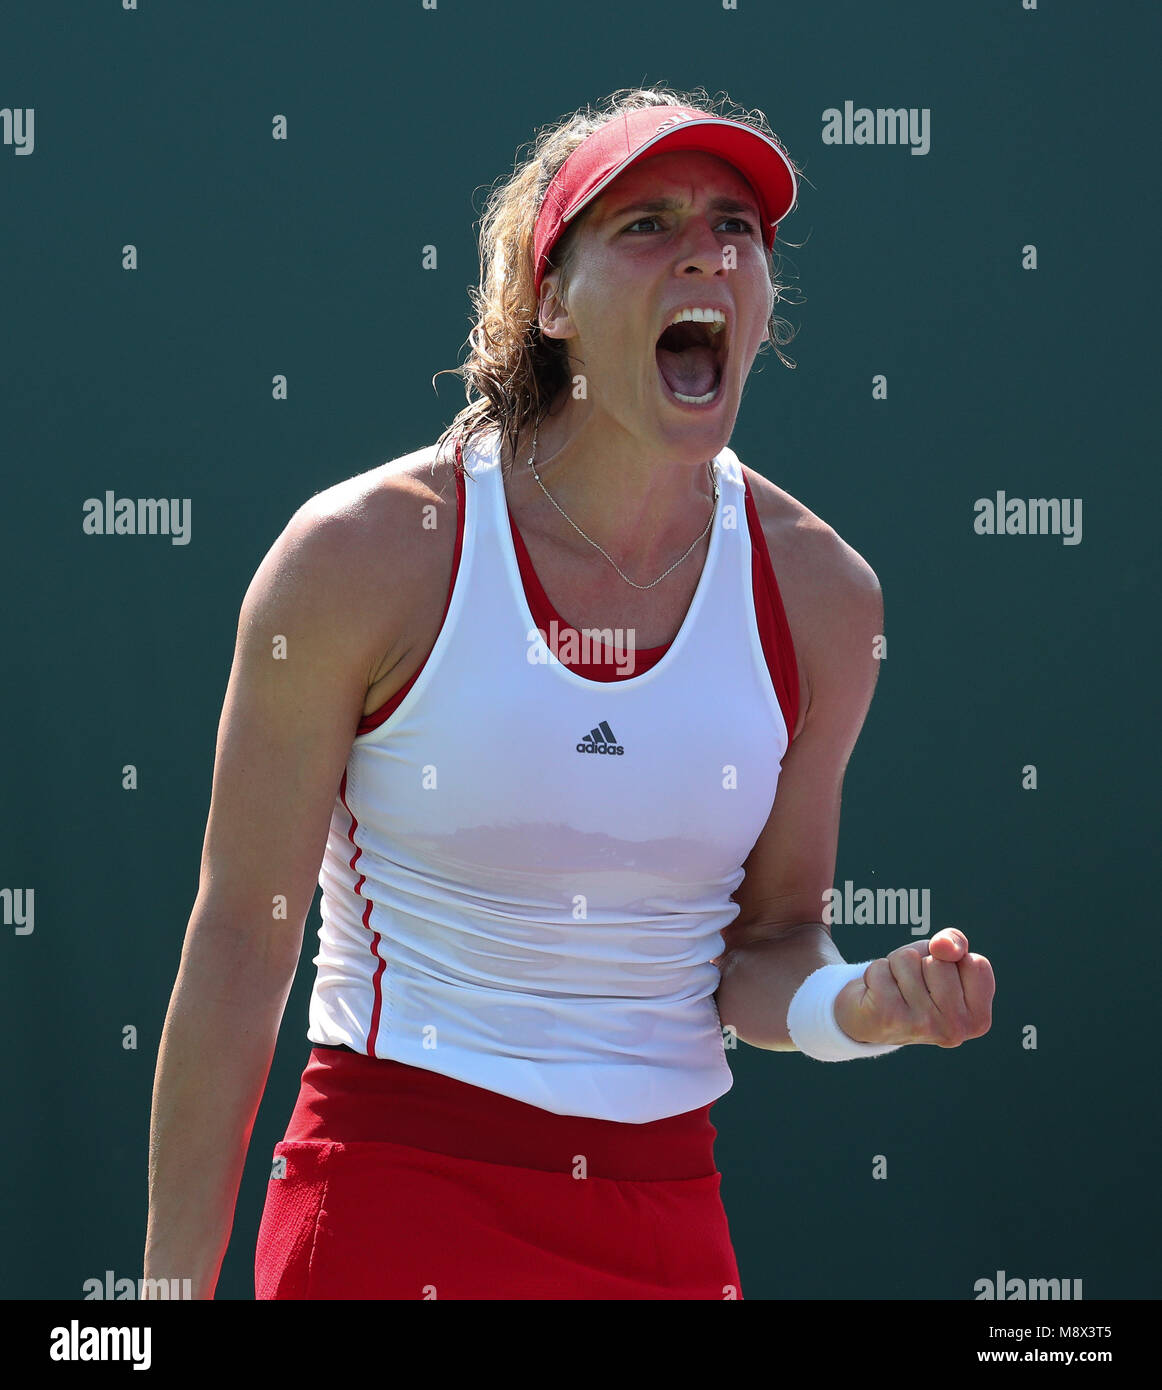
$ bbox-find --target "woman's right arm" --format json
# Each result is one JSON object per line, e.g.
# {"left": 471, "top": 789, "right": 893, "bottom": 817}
{"left": 143, "top": 488, "right": 404, "bottom": 1299}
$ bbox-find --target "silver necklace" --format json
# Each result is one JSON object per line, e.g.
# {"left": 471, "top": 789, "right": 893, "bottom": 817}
{"left": 524, "top": 419, "right": 720, "bottom": 591}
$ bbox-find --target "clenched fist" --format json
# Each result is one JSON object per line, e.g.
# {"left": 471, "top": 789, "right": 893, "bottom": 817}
{"left": 834, "top": 929, "right": 994, "bottom": 1048}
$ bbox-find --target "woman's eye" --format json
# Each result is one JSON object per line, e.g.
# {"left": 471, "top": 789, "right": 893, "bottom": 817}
{"left": 624, "top": 216, "right": 757, "bottom": 234}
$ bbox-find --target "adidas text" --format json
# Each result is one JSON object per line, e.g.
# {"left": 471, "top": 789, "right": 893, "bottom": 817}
{"left": 577, "top": 721, "right": 624, "bottom": 755}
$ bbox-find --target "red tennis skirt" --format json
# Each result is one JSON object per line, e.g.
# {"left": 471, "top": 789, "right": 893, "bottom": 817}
{"left": 254, "top": 1046, "right": 743, "bottom": 1300}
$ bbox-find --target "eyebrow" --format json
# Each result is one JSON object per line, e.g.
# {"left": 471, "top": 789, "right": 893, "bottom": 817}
{"left": 603, "top": 194, "right": 761, "bottom": 222}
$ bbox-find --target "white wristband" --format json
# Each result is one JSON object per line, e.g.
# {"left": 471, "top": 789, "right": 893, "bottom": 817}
{"left": 786, "top": 960, "right": 903, "bottom": 1062}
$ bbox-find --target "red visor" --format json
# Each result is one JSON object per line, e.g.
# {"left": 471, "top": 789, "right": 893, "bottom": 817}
{"left": 533, "top": 106, "right": 797, "bottom": 293}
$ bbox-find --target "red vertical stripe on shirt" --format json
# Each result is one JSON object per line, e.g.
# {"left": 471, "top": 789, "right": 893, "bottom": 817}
{"left": 337, "top": 767, "right": 386, "bottom": 1054}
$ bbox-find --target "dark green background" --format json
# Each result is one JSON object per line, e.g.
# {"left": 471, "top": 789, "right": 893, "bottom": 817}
{"left": 2, "top": 2, "right": 1157, "bottom": 1300}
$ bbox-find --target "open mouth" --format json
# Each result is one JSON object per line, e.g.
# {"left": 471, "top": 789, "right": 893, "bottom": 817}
{"left": 655, "top": 316, "right": 727, "bottom": 407}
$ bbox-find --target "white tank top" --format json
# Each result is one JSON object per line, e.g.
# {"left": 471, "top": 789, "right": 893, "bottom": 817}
{"left": 306, "top": 428, "right": 792, "bottom": 1122}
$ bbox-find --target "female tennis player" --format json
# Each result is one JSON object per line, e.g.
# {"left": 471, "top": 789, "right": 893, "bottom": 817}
{"left": 144, "top": 86, "right": 994, "bottom": 1301}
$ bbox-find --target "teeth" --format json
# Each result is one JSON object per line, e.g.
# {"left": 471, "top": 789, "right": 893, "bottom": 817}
{"left": 669, "top": 306, "right": 726, "bottom": 333}
{"left": 660, "top": 307, "right": 726, "bottom": 404}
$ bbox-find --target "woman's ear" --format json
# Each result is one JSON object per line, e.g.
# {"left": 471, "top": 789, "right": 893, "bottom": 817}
{"left": 537, "top": 273, "right": 571, "bottom": 340}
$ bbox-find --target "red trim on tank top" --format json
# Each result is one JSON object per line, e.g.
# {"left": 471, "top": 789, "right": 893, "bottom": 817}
{"left": 336, "top": 767, "right": 387, "bottom": 1056}
{"left": 355, "top": 442, "right": 468, "bottom": 735}
{"left": 510, "top": 519, "right": 669, "bottom": 679}
{"left": 743, "top": 472, "right": 801, "bottom": 742}
{"left": 356, "top": 439, "right": 799, "bottom": 743}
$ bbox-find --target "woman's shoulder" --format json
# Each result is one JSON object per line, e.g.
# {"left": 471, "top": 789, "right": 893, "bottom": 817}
{"left": 271, "top": 441, "right": 463, "bottom": 657}
{"left": 740, "top": 462, "right": 880, "bottom": 598}
{"left": 740, "top": 462, "right": 882, "bottom": 731}
{"left": 283, "top": 442, "right": 462, "bottom": 581}
{"left": 300, "top": 440, "right": 456, "bottom": 529}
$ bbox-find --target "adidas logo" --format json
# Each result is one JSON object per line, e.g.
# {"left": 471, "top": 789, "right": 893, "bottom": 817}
{"left": 576, "top": 720, "right": 625, "bottom": 756}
